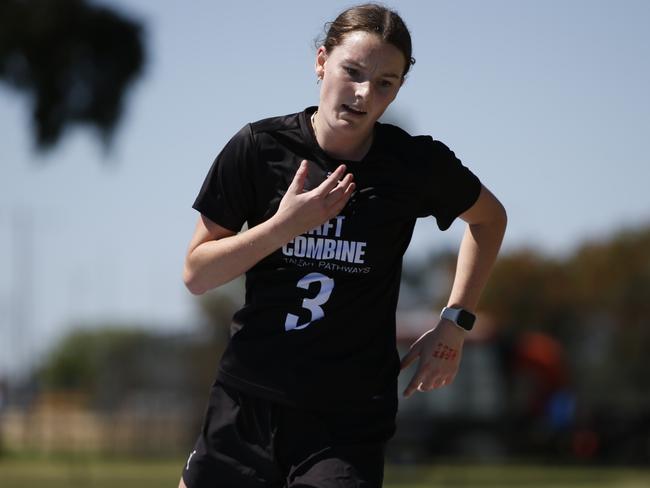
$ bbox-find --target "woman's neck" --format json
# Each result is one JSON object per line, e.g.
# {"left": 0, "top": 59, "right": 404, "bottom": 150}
{"left": 311, "top": 111, "right": 374, "bottom": 161}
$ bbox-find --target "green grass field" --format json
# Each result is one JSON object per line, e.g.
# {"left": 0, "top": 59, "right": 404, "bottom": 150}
{"left": 0, "top": 457, "right": 649, "bottom": 487}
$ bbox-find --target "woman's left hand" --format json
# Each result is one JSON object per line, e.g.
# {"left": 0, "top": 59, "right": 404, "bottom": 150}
{"left": 399, "top": 319, "right": 466, "bottom": 397}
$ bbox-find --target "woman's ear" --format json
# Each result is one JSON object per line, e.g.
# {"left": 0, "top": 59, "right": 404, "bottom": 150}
{"left": 315, "top": 46, "right": 328, "bottom": 80}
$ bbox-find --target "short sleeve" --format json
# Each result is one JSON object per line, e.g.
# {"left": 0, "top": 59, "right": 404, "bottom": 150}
{"left": 416, "top": 137, "right": 482, "bottom": 231}
{"left": 192, "top": 125, "right": 257, "bottom": 232}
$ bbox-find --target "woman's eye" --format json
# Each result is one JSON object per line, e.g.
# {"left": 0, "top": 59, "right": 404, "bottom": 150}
{"left": 379, "top": 80, "right": 393, "bottom": 88}
{"left": 344, "top": 67, "right": 358, "bottom": 77}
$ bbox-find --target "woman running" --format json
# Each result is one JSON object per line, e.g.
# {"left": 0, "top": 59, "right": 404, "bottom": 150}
{"left": 180, "top": 3, "right": 507, "bottom": 487}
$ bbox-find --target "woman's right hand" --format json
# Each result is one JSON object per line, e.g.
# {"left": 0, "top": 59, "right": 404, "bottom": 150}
{"left": 184, "top": 160, "right": 354, "bottom": 295}
{"left": 274, "top": 160, "right": 355, "bottom": 239}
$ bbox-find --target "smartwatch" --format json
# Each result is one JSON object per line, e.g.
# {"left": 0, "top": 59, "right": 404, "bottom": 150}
{"left": 440, "top": 306, "right": 476, "bottom": 331}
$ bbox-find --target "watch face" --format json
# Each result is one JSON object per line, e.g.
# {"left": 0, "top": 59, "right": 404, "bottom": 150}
{"left": 457, "top": 309, "right": 476, "bottom": 330}
{"left": 442, "top": 307, "right": 476, "bottom": 331}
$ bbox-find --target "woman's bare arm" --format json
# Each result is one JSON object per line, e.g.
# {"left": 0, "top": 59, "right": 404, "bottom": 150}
{"left": 400, "top": 184, "right": 507, "bottom": 396}
{"left": 183, "top": 161, "right": 355, "bottom": 295}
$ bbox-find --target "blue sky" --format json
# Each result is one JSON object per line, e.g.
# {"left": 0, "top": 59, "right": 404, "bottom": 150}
{"left": 1, "top": 0, "right": 649, "bottom": 376}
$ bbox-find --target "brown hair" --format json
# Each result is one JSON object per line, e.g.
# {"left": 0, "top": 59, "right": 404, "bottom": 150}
{"left": 319, "top": 3, "right": 415, "bottom": 78}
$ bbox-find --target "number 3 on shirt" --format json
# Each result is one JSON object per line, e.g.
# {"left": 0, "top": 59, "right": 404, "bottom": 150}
{"left": 285, "top": 272, "right": 334, "bottom": 331}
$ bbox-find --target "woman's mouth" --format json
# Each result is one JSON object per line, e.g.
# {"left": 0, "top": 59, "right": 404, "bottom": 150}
{"left": 342, "top": 104, "right": 367, "bottom": 116}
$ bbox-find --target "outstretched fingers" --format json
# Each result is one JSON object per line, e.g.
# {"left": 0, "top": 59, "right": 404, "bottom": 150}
{"left": 403, "top": 366, "right": 427, "bottom": 398}
{"left": 420, "top": 371, "right": 454, "bottom": 391}
{"left": 325, "top": 173, "right": 355, "bottom": 208}
{"left": 401, "top": 344, "right": 423, "bottom": 398}
{"left": 401, "top": 341, "right": 458, "bottom": 397}
{"left": 330, "top": 180, "right": 356, "bottom": 215}
{"left": 287, "top": 160, "right": 309, "bottom": 195}
{"left": 315, "top": 164, "right": 348, "bottom": 197}
{"left": 403, "top": 358, "right": 458, "bottom": 397}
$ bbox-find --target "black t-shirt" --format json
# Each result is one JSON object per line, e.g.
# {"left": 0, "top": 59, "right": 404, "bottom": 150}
{"left": 193, "top": 106, "right": 481, "bottom": 414}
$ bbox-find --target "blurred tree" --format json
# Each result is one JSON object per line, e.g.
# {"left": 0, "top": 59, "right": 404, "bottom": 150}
{"left": 35, "top": 282, "right": 242, "bottom": 417}
{"left": 38, "top": 326, "right": 154, "bottom": 408}
{"left": 568, "top": 227, "right": 650, "bottom": 410}
{"left": 480, "top": 226, "right": 650, "bottom": 333}
{"left": 479, "top": 250, "right": 575, "bottom": 338}
{"left": 0, "top": 0, "right": 145, "bottom": 152}
{"left": 569, "top": 227, "right": 650, "bottom": 325}
{"left": 191, "top": 279, "right": 245, "bottom": 388}
{"left": 479, "top": 225, "right": 650, "bottom": 415}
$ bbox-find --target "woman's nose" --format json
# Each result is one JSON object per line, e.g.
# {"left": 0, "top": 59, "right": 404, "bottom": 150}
{"left": 355, "top": 81, "right": 371, "bottom": 100}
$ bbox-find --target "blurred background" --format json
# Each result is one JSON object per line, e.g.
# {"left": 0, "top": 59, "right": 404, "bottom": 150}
{"left": 1, "top": 0, "right": 649, "bottom": 486}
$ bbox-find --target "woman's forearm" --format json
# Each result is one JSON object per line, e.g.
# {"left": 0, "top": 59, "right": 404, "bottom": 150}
{"left": 183, "top": 162, "right": 355, "bottom": 295}
{"left": 183, "top": 216, "right": 292, "bottom": 295}
{"left": 447, "top": 211, "right": 507, "bottom": 311}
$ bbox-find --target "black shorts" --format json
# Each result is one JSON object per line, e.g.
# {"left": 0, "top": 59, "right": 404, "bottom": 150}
{"left": 182, "top": 381, "right": 396, "bottom": 488}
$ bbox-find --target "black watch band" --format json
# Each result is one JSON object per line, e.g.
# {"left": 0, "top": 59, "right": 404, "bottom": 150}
{"left": 440, "top": 306, "right": 476, "bottom": 331}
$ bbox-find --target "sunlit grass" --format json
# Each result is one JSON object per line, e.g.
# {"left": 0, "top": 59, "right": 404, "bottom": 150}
{"left": 385, "top": 464, "right": 650, "bottom": 488}
{"left": 0, "top": 457, "right": 649, "bottom": 487}
{"left": 0, "top": 457, "right": 180, "bottom": 488}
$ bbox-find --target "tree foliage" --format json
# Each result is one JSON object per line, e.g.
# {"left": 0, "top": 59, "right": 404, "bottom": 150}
{"left": 569, "top": 227, "right": 650, "bottom": 324}
{"left": 0, "top": 0, "right": 145, "bottom": 151}
{"left": 480, "top": 225, "right": 650, "bottom": 332}
{"left": 480, "top": 250, "right": 575, "bottom": 337}
{"left": 480, "top": 225, "right": 650, "bottom": 410}
{"left": 37, "top": 327, "right": 153, "bottom": 404}
{"left": 403, "top": 224, "right": 650, "bottom": 412}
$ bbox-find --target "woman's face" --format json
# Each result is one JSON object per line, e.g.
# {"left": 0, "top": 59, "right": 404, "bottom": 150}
{"left": 315, "top": 31, "right": 405, "bottom": 137}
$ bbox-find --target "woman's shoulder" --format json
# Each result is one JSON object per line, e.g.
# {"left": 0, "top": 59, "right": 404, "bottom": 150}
{"left": 376, "top": 121, "right": 450, "bottom": 156}
{"left": 225, "top": 108, "right": 311, "bottom": 158}
{"left": 248, "top": 109, "right": 304, "bottom": 136}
